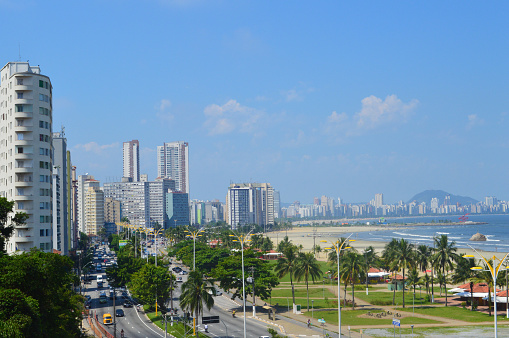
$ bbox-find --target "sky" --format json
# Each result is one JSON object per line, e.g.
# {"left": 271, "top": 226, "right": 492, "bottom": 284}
{"left": 2, "top": 1, "right": 508, "bottom": 204}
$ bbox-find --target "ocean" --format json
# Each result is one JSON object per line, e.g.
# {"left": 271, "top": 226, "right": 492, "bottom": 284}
{"left": 351, "top": 214, "right": 509, "bottom": 253}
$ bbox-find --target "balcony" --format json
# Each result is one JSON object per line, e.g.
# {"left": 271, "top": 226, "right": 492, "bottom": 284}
{"left": 15, "top": 194, "right": 33, "bottom": 201}
{"left": 14, "top": 111, "right": 33, "bottom": 119}
{"left": 15, "top": 234, "right": 34, "bottom": 243}
{"left": 14, "top": 139, "right": 34, "bottom": 146}
{"left": 14, "top": 167, "right": 33, "bottom": 174}
{"left": 14, "top": 125, "right": 32, "bottom": 132}
{"left": 15, "top": 177, "right": 33, "bottom": 187}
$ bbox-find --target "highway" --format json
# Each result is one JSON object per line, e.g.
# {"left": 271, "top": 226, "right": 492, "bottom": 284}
{"left": 83, "top": 244, "right": 280, "bottom": 338}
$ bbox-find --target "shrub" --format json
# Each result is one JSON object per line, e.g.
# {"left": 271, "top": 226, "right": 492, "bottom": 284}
{"left": 371, "top": 299, "right": 393, "bottom": 306}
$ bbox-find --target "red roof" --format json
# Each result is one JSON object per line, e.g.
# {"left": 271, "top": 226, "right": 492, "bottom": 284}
{"left": 455, "top": 282, "right": 501, "bottom": 293}
{"left": 496, "top": 290, "right": 509, "bottom": 297}
{"left": 369, "top": 268, "right": 381, "bottom": 273}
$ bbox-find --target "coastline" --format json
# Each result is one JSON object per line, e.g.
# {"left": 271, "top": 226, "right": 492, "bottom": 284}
{"left": 267, "top": 225, "right": 508, "bottom": 261}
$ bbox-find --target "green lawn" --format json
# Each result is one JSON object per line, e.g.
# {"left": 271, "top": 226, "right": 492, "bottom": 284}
{"left": 398, "top": 306, "right": 509, "bottom": 322}
{"left": 355, "top": 290, "right": 431, "bottom": 306}
{"left": 269, "top": 287, "right": 336, "bottom": 299}
{"left": 267, "top": 297, "right": 342, "bottom": 310}
{"left": 304, "top": 309, "right": 442, "bottom": 326}
{"left": 146, "top": 311, "right": 208, "bottom": 338}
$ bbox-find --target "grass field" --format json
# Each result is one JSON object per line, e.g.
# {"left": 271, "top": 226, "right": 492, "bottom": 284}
{"left": 355, "top": 290, "right": 431, "bottom": 306}
{"left": 146, "top": 310, "right": 208, "bottom": 337}
{"left": 269, "top": 287, "right": 336, "bottom": 299}
{"left": 267, "top": 297, "right": 346, "bottom": 310}
{"left": 398, "top": 306, "right": 509, "bottom": 322}
{"left": 304, "top": 309, "right": 442, "bottom": 326}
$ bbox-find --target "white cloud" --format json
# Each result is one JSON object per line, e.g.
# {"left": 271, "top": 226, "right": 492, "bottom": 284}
{"left": 156, "top": 99, "right": 174, "bottom": 122}
{"left": 466, "top": 114, "right": 484, "bottom": 130}
{"left": 74, "top": 142, "right": 119, "bottom": 154}
{"left": 324, "top": 95, "right": 418, "bottom": 140}
{"left": 283, "top": 89, "right": 301, "bottom": 102}
{"left": 355, "top": 95, "right": 418, "bottom": 130}
{"left": 203, "top": 99, "right": 265, "bottom": 136}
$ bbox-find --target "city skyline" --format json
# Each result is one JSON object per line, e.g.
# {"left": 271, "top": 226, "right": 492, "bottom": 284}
{"left": 3, "top": 2, "right": 508, "bottom": 203}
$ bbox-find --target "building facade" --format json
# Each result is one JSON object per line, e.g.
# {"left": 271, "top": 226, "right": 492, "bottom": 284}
{"left": 166, "top": 191, "right": 190, "bottom": 227}
{"left": 226, "top": 183, "right": 276, "bottom": 228}
{"left": 123, "top": 140, "right": 140, "bottom": 182}
{"left": 52, "top": 131, "right": 69, "bottom": 255}
{"left": 156, "top": 141, "right": 189, "bottom": 194}
{"left": 0, "top": 62, "right": 53, "bottom": 253}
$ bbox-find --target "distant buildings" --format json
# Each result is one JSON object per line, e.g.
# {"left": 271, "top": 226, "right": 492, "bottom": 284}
{"left": 226, "top": 183, "right": 276, "bottom": 228}
{"left": 157, "top": 141, "right": 189, "bottom": 194}
{"left": 123, "top": 140, "right": 140, "bottom": 182}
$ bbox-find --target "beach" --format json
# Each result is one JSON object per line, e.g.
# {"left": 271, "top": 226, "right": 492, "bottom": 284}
{"left": 267, "top": 225, "right": 509, "bottom": 261}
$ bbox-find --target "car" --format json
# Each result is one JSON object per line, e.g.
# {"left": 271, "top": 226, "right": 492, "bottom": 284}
{"left": 84, "top": 295, "right": 92, "bottom": 302}
{"left": 179, "top": 270, "right": 188, "bottom": 275}
{"left": 116, "top": 309, "right": 125, "bottom": 317}
{"left": 207, "top": 288, "right": 223, "bottom": 296}
{"left": 177, "top": 277, "right": 183, "bottom": 282}
{"left": 172, "top": 267, "right": 182, "bottom": 272}
{"left": 123, "top": 300, "right": 133, "bottom": 308}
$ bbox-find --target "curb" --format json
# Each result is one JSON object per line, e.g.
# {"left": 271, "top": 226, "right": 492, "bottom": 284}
{"left": 253, "top": 315, "right": 286, "bottom": 334}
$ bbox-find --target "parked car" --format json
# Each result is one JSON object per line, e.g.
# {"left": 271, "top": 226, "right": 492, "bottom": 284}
{"left": 177, "top": 277, "right": 183, "bottom": 282}
{"left": 179, "top": 270, "right": 188, "bottom": 275}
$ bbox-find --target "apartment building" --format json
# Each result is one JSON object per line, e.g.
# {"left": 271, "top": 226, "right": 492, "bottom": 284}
{"left": 0, "top": 62, "right": 53, "bottom": 253}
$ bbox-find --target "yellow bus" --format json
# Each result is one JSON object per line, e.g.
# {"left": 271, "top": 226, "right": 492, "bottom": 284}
{"left": 103, "top": 313, "right": 113, "bottom": 325}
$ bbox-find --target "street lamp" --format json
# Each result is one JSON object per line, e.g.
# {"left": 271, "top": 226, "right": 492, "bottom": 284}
{"left": 364, "top": 248, "right": 372, "bottom": 295}
{"left": 184, "top": 227, "right": 205, "bottom": 270}
{"left": 230, "top": 229, "right": 254, "bottom": 338}
{"left": 321, "top": 234, "right": 355, "bottom": 337}
{"left": 463, "top": 247, "right": 509, "bottom": 338}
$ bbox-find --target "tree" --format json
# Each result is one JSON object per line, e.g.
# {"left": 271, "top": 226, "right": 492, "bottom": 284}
{"left": 106, "top": 249, "right": 145, "bottom": 287}
{"left": 213, "top": 250, "right": 279, "bottom": 301}
{"left": 382, "top": 238, "right": 400, "bottom": 306}
{"left": 432, "top": 234, "right": 459, "bottom": 306}
{"left": 363, "top": 246, "right": 378, "bottom": 290}
{"left": 275, "top": 244, "right": 299, "bottom": 306}
{"left": 339, "top": 251, "right": 365, "bottom": 310}
{"left": 179, "top": 270, "right": 215, "bottom": 336}
{"left": 0, "top": 250, "right": 83, "bottom": 337}
{"left": 0, "top": 197, "right": 28, "bottom": 254}
{"left": 294, "top": 252, "right": 323, "bottom": 311}
{"left": 0, "top": 288, "right": 40, "bottom": 336}
{"left": 389, "top": 239, "right": 414, "bottom": 308}
{"left": 129, "top": 264, "right": 175, "bottom": 310}
{"left": 406, "top": 268, "right": 420, "bottom": 295}
{"left": 416, "top": 244, "right": 431, "bottom": 294}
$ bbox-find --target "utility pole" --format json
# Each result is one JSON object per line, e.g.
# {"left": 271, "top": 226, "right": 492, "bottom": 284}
{"left": 311, "top": 226, "right": 318, "bottom": 255}
{"left": 249, "top": 266, "right": 256, "bottom": 316}
{"left": 113, "top": 287, "right": 117, "bottom": 338}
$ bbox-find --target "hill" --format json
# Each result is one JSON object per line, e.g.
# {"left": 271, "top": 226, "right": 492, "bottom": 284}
{"left": 407, "top": 190, "right": 478, "bottom": 206}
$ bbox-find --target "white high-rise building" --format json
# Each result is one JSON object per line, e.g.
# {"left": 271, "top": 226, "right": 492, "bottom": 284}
{"left": 0, "top": 62, "right": 53, "bottom": 253}
{"left": 374, "top": 193, "right": 384, "bottom": 208}
{"left": 157, "top": 141, "right": 189, "bottom": 194}
{"left": 226, "top": 183, "right": 275, "bottom": 228}
{"left": 123, "top": 140, "right": 140, "bottom": 182}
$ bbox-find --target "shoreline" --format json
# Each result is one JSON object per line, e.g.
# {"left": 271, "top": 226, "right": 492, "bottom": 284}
{"left": 267, "top": 224, "right": 508, "bottom": 261}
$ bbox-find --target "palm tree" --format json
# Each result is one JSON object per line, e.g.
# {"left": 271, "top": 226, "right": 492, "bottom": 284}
{"left": 432, "top": 234, "right": 459, "bottom": 306}
{"left": 387, "top": 239, "right": 414, "bottom": 308}
{"left": 407, "top": 268, "right": 420, "bottom": 295}
{"left": 382, "top": 238, "right": 400, "bottom": 306}
{"left": 179, "top": 270, "right": 215, "bottom": 336}
{"left": 416, "top": 244, "right": 431, "bottom": 278}
{"left": 451, "top": 254, "right": 477, "bottom": 311}
{"left": 339, "top": 251, "right": 365, "bottom": 310}
{"left": 363, "top": 246, "right": 378, "bottom": 290}
{"left": 275, "top": 244, "right": 299, "bottom": 306}
{"left": 471, "top": 260, "right": 495, "bottom": 316}
{"left": 294, "top": 252, "right": 323, "bottom": 311}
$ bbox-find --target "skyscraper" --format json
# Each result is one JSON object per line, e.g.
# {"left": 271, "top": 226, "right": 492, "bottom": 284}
{"left": 0, "top": 62, "right": 53, "bottom": 253}
{"left": 123, "top": 140, "right": 140, "bottom": 182}
{"left": 52, "top": 130, "right": 69, "bottom": 255}
{"left": 157, "top": 141, "right": 189, "bottom": 194}
{"left": 226, "top": 183, "right": 275, "bottom": 228}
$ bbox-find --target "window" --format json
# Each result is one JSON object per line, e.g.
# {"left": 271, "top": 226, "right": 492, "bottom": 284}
{"left": 40, "top": 202, "right": 44, "bottom": 209}
{"left": 45, "top": 229, "right": 49, "bottom": 236}
{"left": 40, "top": 161, "right": 44, "bottom": 168}
{"left": 16, "top": 133, "right": 24, "bottom": 140}
{"left": 44, "top": 135, "right": 49, "bottom": 142}
{"left": 39, "top": 80, "right": 44, "bottom": 88}
{"left": 39, "top": 94, "right": 44, "bottom": 101}
{"left": 45, "top": 122, "right": 49, "bottom": 129}
{"left": 40, "top": 175, "right": 44, "bottom": 182}
{"left": 40, "top": 229, "right": 44, "bottom": 236}
{"left": 17, "top": 202, "right": 24, "bottom": 210}
{"left": 40, "top": 148, "right": 44, "bottom": 155}
{"left": 17, "top": 92, "right": 23, "bottom": 99}
{"left": 45, "top": 82, "right": 49, "bottom": 89}
{"left": 39, "top": 121, "right": 44, "bottom": 128}
{"left": 17, "top": 147, "right": 23, "bottom": 154}
{"left": 15, "top": 104, "right": 23, "bottom": 112}
{"left": 17, "top": 78, "right": 23, "bottom": 85}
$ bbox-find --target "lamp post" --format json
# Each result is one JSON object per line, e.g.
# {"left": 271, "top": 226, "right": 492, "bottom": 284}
{"left": 463, "top": 247, "right": 509, "bottom": 338}
{"left": 152, "top": 228, "right": 164, "bottom": 267}
{"left": 230, "top": 229, "right": 254, "bottom": 338}
{"left": 364, "top": 248, "right": 372, "bottom": 295}
{"left": 321, "top": 234, "right": 355, "bottom": 337}
{"left": 185, "top": 227, "right": 205, "bottom": 270}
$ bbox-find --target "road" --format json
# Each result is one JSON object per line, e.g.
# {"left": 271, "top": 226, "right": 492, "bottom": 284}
{"left": 84, "top": 245, "right": 278, "bottom": 338}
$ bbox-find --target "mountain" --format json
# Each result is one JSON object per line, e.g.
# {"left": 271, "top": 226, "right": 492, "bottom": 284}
{"left": 407, "top": 190, "right": 478, "bottom": 206}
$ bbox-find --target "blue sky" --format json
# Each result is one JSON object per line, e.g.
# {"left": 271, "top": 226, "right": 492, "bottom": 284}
{"left": 3, "top": 1, "right": 508, "bottom": 204}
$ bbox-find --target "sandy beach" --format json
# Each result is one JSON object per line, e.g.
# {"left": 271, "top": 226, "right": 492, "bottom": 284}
{"left": 267, "top": 225, "right": 509, "bottom": 261}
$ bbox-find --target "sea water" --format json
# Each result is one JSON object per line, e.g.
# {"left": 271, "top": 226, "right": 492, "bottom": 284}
{"left": 351, "top": 214, "right": 509, "bottom": 252}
